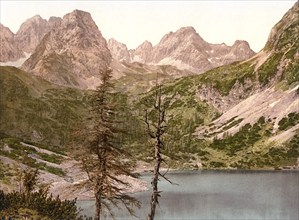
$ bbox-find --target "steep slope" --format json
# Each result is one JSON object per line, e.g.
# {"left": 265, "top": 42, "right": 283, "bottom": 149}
{"left": 22, "top": 10, "right": 111, "bottom": 89}
{"left": 15, "top": 15, "right": 62, "bottom": 53}
{"left": 0, "top": 24, "right": 24, "bottom": 62}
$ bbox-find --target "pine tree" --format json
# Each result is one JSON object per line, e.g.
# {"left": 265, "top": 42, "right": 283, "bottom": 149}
{"left": 77, "top": 69, "right": 140, "bottom": 220}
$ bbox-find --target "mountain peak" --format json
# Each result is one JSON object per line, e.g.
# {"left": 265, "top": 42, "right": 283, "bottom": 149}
{"left": 63, "top": 9, "right": 93, "bottom": 23}
{"left": 177, "top": 26, "right": 196, "bottom": 34}
{"left": 29, "top": 15, "right": 44, "bottom": 21}
{"left": 22, "top": 9, "right": 111, "bottom": 89}
{"left": 15, "top": 14, "right": 50, "bottom": 53}
{"left": 108, "top": 38, "right": 131, "bottom": 62}
{"left": 232, "top": 40, "right": 249, "bottom": 46}
{"left": 139, "top": 40, "right": 153, "bottom": 48}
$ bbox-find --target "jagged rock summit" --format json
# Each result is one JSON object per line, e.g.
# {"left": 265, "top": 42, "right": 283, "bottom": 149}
{"left": 110, "top": 26, "right": 256, "bottom": 73}
{"left": 15, "top": 15, "right": 62, "bottom": 53}
{"left": 0, "top": 24, "right": 24, "bottom": 62}
{"left": 108, "top": 38, "right": 131, "bottom": 62}
{"left": 22, "top": 9, "right": 111, "bottom": 89}
{"left": 131, "top": 40, "right": 153, "bottom": 63}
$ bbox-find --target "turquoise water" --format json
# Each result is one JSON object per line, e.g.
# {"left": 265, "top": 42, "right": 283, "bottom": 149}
{"left": 77, "top": 170, "right": 299, "bottom": 219}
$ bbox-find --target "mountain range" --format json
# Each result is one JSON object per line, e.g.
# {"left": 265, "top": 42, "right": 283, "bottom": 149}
{"left": 108, "top": 27, "right": 255, "bottom": 73}
{"left": 0, "top": 0, "right": 298, "bottom": 181}
{"left": 1, "top": 10, "right": 255, "bottom": 85}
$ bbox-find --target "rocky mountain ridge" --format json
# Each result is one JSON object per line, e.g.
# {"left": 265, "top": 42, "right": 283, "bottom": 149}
{"left": 2, "top": 9, "right": 255, "bottom": 87}
{"left": 108, "top": 26, "right": 256, "bottom": 73}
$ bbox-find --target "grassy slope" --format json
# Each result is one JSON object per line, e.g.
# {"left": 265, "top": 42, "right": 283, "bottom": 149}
{"left": 0, "top": 66, "right": 88, "bottom": 148}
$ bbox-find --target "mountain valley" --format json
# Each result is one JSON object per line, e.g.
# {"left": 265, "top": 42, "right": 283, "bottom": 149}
{"left": 0, "top": 1, "right": 298, "bottom": 199}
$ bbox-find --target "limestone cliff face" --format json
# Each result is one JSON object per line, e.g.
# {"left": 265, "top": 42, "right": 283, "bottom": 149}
{"left": 0, "top": 24, "right": 24, "bottom": 62}
{"left": 15, "top": 15, "right": 62, "bottom": 53}
{"left": 22, "top": 10, "right": 112, "bottom": 89}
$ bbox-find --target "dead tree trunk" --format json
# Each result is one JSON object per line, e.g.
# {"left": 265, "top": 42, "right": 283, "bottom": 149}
{"left": 145, "top": 83, "right": 168, "bottom": 220}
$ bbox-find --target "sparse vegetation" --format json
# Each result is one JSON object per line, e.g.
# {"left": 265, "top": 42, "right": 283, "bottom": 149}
{"left": 0, "top": 137, "right": 65, "bottom": 176}
{"left": 278, "top": 112, "right": 299, "bottom": 131}
{"left": 258, "top": 52, "right": 283, "bottom": 85}
{"left": 199, "top": 61, "right": 255, "bottom": 96}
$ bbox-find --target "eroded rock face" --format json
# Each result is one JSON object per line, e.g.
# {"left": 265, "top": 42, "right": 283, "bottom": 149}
{"left": 108, "top": 38, "right": 131, "bottom": 62}
{"left": 131, "top": 40, "right": 153, "bottom": 63}
{"left": 0, "top": 24, "right": 24, "bottom": 62}
{"left": 22, "top": 9, "right": 112, "bottom": 89}
{"left": 15, "top": 15, "right": 62, "bottom": 53}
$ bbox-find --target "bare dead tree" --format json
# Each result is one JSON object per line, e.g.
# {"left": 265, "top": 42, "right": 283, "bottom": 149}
{"left": 145, "top": 80, "right": 173, "bottom": 220}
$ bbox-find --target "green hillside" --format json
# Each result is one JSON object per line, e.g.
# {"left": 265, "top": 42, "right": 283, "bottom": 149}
{"left": 0, "top": 66, "right": 88, "bottom": 148}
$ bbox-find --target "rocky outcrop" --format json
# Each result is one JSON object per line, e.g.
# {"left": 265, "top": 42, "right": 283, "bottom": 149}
{"left": 15, "top": 15, "right": 61, "bottom": 53}
{"left": 209, "top": 40, "right": 255, "bottom": 66}
{"left": 22, "top": 9, "right": 111, "bottom": 89}
{"left": 131, "top": 40, "right": 153, "bottom": 63}
{"left": 0, "top": 24, "right": 24, "bottom": 62}
{"left": 108, "top": 38, "right": 131, "bottom": 62}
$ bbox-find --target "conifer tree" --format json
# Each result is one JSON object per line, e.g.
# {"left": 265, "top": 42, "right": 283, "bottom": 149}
{"left": 77, "top": 69, "right": 140, "bottom": 220}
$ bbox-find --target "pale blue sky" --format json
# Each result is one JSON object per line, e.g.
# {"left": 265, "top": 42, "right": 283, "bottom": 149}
{"left": 0, "top": 0, "right": 297, "bottom": 52}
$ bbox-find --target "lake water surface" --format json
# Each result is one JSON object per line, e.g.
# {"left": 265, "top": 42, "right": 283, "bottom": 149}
{"left": 77, "top": 170, "right": 299, "bottom": 219}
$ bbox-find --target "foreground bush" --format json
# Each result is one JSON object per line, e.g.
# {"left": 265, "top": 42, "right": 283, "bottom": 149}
{"left": 0, "top": 189, "right": 81, "bottom": 219}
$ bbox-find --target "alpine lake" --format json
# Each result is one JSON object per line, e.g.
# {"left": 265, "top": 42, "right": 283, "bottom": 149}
{"left": 77, "top": 170, "right": 299, "bottom": 219}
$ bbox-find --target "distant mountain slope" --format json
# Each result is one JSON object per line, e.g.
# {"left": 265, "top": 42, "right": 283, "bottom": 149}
{"left": 22, "top": 10, "right": 111, "bottom": 89}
